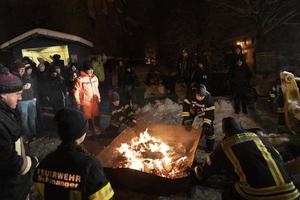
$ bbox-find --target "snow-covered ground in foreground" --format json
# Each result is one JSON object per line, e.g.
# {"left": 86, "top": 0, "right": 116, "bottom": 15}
{"left": 30, "top": 97, "right": 281, "bottom": 200}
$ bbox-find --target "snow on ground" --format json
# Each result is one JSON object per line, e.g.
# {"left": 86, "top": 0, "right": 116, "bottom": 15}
{"left": 137, "top": 98, "right": 182, "bottom": 125}
{"left": 30, "top": 96, "right": 280, "bottom": 200}
{"left": 137, "top": 96, "right": 274, "bottom": 145}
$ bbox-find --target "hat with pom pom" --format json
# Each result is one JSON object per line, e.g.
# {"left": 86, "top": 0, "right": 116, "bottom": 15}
{"left": 0, "top": 67, "right": 23, "bottom": 93}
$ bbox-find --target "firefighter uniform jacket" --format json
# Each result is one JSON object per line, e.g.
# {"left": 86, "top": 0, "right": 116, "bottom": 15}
{"left": 0, "top": 100, "right": 36, "bottom": 200}
{"left": 203, "top": 132, "right": 300, "bottom": 200}
{"left": 110, "top": 103, "right": 136, "bottom": 128}
{"left": 182, "top": 93, "right": 215, "bottom": 128}
{"left": 33, "top": 145, "right": 114, "bottom": 200}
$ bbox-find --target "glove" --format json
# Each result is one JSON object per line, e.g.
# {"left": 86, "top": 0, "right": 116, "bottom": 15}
{"left": 193, "top": 165, "right": 205, "bottom": 182}
{"left": 31, "top": 156, "right": 39, "bottom": 168}
{"left": 183, "top": 120, "right": 193, "bottom": 131}
{"left": 202, "top": 123, "right": 211, "bottom": 134}
{"left": 127, "top": 120, "right": 136, "bottom": 127}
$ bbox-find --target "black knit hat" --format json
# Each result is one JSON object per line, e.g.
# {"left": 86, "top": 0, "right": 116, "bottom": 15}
{"left": 0, "top": 67, "right": 23, "bottom": 93}
{"left": 54, "top": 108, "right": 88, "bottom": 143}
{"left": 112, "top": 91, "right": 120, "bottom": 102}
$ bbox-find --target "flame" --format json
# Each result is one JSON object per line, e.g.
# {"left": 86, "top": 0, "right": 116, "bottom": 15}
{"left": 115, "top": 129, "right": 188, "bottom": 178}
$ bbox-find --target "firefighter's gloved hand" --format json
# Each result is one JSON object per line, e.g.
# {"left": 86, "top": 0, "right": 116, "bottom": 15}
{"left": 127, "top": 120, "right": 136, "bottom": 128}
{"left": 184, "top": 166, "right": 193, "bottom": 176}
{"left": 31, "top": 156, "right": 39, "bottom": 169}
{"left": 202, "top": 123, "right": 211, "bottom": 134}
{"left": 183, "top": 120, "right": 193, "bottom": 131}
{"left": 190, "top": 108, "right": 196, "bottom": 115}
{"left": 193, "top": 165, "right": 205, "bottom": 182}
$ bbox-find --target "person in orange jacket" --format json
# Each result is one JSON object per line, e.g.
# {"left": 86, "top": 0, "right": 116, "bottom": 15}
{"left": 73, "top": 63, "right": 101, "bottom": 134}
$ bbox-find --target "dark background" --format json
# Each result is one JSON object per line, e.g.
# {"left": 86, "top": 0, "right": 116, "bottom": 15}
{"left": 1, "top": 0, "right": 300, "bottom": 70}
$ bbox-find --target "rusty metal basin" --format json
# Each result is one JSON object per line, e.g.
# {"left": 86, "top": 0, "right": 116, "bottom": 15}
{"left": 97, "top": 124, "right": 201, "bottom": 195}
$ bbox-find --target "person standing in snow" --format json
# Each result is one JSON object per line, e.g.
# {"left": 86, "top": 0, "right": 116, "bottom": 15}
{"left": 73, "top": 63, "right": 101, "bottom": 135}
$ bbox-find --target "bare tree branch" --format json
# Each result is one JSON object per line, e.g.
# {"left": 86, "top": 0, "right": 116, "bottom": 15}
{"left": 242, "top": 0, "right": 258, "bottom": 15}
{"left": 206, "top": 0, "right": 252, "bottom": 16}
{"left": 263, "top": 7, "right": 300, "bottom": 34}
{"left": 261, "top": 1, "right": 287, "bottom": 27}
{"left": 208, "top": 0, "right": 300, "bottom": 38}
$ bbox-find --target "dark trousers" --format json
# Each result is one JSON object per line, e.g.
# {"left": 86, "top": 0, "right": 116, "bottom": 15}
{"left": 233, "top": 91, "right": 247, "bottom": 113}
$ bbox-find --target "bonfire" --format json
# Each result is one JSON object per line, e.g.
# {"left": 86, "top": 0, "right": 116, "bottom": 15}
{"left": 115, "top": 129, "right": 189, "bottom": 178}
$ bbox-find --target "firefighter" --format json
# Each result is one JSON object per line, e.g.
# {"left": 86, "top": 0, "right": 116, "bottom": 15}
{"left": 33, "top": 108, "right": 114, "bottom": 200}
{"left": 193, "top": 117, "right": 300, "bottom": 200}
{"left": 104, "top": 91, "right": 136, "bottom": 138}
{"left": 0, "top": 67, "right": 39, "bottom": 200}
{"left": 182, "top": 84, "right": 215, "bottom": 153}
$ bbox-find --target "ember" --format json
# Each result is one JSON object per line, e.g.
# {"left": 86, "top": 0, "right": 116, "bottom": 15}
{"left": 115, "top": 129, "right": 189, "bottom": 178}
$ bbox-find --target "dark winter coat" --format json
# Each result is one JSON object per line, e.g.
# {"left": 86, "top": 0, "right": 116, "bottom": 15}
{"left": 228, "top": 63, "right": 252, "bottom": 93}
{"left": 20, "top": 74, "right": 36, "bottom": 101}
{"left": 177, "top": 57, "right": 193, "bottom": 82}
{"left": 47, "top": 75, "right": 67, "bottom": 112}
{"left": 146, "top": 69, "right": 162, "bottom": 85}
{"left": 0, "top": 100, "right": 35, "bottom": 200}
{"left": 191, "top": 67, "right": 208, "bottom": 86}
{"left": 123, "top": 69, "right": 138, "bottom": 88}
{"left": 48, "top": 75, "right": 66, "bottom": 101}
{"left": 227, "top": 53, "right": 246, "bottom": 69}
{"left": 65, "top": 69, "right": 79, "bottom": 92}
{"left": 36, "top": 70, "right": 50, "bottom": 99}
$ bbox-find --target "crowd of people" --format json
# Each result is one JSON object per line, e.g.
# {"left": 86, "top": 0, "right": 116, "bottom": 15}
{"left": 1, "top": 54, "right": 141, "bottom": 137}
{"left": 0, "top": 45, "right": 299, "bottom": 200}
{"left": 0, "top": 53, "right": 140, "bottom": 200}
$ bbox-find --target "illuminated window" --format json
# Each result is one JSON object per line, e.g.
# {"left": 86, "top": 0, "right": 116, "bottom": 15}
{"left": 21, "top": 45, "right": 70, "bottom": 65}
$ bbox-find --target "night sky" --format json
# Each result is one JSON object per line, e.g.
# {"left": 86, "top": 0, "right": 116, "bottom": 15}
{"left": 1, "top": 0, "right": 300, "bottom": 64}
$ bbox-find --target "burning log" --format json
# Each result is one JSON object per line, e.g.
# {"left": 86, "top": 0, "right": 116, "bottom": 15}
{"left": 97, "top": 124, "right": 201, "bottom": 195}
{"left": 114, "top": 129, "right": 190, "bottom": 178}
{"left": 98, "top": 124, "right": 201, "bottom": 178}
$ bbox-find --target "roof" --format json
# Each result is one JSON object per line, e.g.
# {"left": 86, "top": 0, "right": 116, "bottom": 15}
{"left": 0, "top": 28, "right": 94, "bottom": 49}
